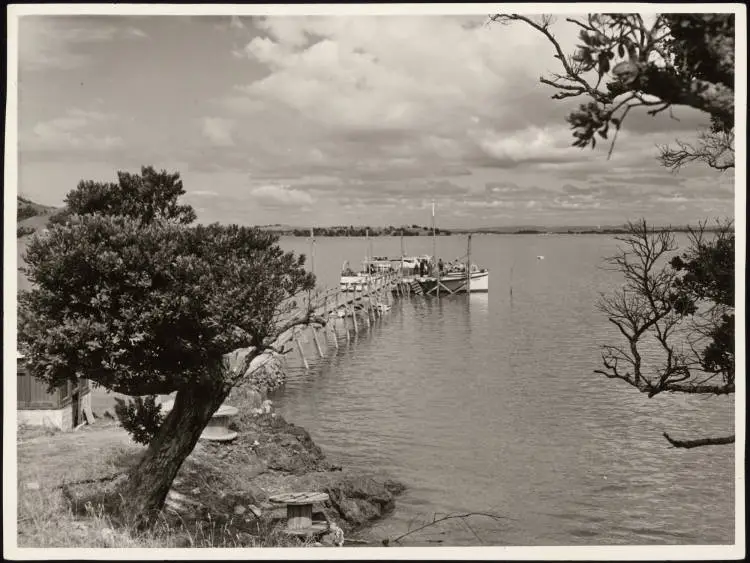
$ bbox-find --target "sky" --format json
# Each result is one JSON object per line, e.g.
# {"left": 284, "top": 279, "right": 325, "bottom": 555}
{"left": 14, "top": 11, "right": 736, "bottom": 229}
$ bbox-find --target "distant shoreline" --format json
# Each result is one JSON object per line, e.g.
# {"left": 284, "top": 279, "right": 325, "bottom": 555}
{"left": 269, "top": 227, "right": 721, "bottom": 237}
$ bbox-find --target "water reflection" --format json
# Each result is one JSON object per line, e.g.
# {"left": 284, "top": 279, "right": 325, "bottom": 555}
{"left": 469, "top": 293, "right": 489, "bottom": 315}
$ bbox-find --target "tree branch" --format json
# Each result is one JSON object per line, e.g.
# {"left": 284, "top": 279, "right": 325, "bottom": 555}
{"left": 384, "top": 512, "right": 509, "bottom": 546}
{"left": 663, "top": 432, "right": 735, "bottom": 448}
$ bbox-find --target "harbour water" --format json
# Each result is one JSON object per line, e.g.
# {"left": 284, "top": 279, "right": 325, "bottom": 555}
{"left": 272, "top": 234, "right": 735, "bottom": 546}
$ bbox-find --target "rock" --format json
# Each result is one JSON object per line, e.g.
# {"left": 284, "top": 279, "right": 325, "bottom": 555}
{"left": 234, "top": 505, "right": 246, "bottom": 515}
{"left": 334, "top": 497, "right": 379, "bottom": 527}
{"left": 384, "top": 479, "right": 406, "bottom": 496}
{"left": 24, "top": 481, "right": 40, "bottom": 491}
{"left": 319, "top": 474, "right": 405, "bottom": 530}
{"left": 191, "top": 487, "right": 201, "bottom": 495}
{"left": 248, "top": 504, "right": 263, "bottom": 518}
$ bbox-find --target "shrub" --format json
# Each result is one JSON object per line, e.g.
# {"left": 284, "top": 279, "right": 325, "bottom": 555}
{"left": 114, "top": 396, "right": 165, "bottom": 446}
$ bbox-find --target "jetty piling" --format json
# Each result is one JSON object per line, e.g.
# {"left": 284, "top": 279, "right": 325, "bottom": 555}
{"left": 267, "top": 271, "right": 417, "bottom": 373}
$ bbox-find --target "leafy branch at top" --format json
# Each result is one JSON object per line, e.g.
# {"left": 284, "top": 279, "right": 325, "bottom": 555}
{"left": 489, "top": 14, "right": 735, "bottom": 169}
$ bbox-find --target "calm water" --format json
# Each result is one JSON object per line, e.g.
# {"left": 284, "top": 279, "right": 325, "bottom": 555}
{"left": 271, "top": 234, "right": 735, "bottom": 546}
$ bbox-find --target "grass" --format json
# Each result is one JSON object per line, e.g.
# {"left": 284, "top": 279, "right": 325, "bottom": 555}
{"left": 16, "top": 420, "right": 317, "bottom": 548}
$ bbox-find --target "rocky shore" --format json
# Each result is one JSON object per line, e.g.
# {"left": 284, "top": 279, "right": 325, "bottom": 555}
{"left": 59, "top": 391, "right": 403, "bottom": 547}
{"left": 167, "top": 404, "right": 406, "bottom": 546}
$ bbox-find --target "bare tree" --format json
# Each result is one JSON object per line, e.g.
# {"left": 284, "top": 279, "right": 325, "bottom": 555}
{"left": 594, "top": 220, "right": 734, "bottom": 447}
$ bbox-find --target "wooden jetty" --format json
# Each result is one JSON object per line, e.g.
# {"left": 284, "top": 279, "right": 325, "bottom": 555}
{"left": 265, "top": 226, "right": 481, "bottom": 371}
{"left": 271, "top": 271, "right": 407, "bottom": 369}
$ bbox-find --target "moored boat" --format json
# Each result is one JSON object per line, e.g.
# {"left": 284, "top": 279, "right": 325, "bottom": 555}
{"left": 339, "top": 258, "right": 397, "bottom": 292}
{"left": 419, "top": 263, "right": 489, "bottom": 293}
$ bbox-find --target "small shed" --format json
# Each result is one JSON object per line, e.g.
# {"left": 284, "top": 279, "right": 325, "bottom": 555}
{"left": 17, "top": 352, "right": 92, "bottom": 430}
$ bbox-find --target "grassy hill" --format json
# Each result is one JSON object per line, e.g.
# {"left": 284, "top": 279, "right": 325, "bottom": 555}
{"left": 17, "top": 196, "right": 58, "bottom": 236}
{"left": 17, "top": 197, "right": 59, "bottom": 293}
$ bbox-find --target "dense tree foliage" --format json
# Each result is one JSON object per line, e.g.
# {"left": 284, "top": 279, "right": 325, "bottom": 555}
{"left": 48, "top": 166, "right": 197, "bottom": 227}
{"left": 670, "top": 221, "right": 734, "bottom": 383}
{"left": 491, "top": 13, "right": 735, "bottom": 170}
{"left": 18, "top": 166, "right": 316, "bottom": 526}
{"left": 20, "top": 216, "right": 313, "bottom": 396}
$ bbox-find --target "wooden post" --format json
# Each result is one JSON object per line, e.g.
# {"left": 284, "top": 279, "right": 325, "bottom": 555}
{"left": 400, "top": 231, "right": 404, "bottom": 277}
{"left": 351, "top": 303, "right": 359, "bottom": 334}
{"left": 367, "top": 228, "right": 373, "bottom": 264}
{"left": 312, "top": 327, "right": 324, "bottom": 358}
{"left": 466, "top": 233, "right": 472, "bottom": 294}
{"left": 331, "top": 322, "right": 339, "bottom": 349}
{"left": 310, "top": 227, "right": 315, "bottom": 279}
{"left": 295, "top": 331, "right": 309, "bottom": 370}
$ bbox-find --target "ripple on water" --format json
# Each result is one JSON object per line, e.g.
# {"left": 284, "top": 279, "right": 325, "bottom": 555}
{"left": 272, "top": 235, "right": 734, "bottom": 546}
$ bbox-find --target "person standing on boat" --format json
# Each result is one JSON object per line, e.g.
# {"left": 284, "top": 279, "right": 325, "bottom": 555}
{"left": 438, "top": 258, "right": 444, "bottom": 274}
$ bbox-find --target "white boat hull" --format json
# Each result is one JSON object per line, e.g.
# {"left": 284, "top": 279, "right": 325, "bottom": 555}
{"left": 420, "top": 270, "right": 489, "bottom": 293}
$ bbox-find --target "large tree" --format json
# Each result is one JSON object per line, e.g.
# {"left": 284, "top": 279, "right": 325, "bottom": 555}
{"left": 490, "top": 13, "right": 735, "bottom": 170}
{"left": 18, "top": 167, "right": 318, "bottom": 526}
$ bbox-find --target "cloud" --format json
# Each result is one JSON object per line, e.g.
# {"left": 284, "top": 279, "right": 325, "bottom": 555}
{"left": 230, "top": 16, "right": 246, "bottom": 30}
{"left": 24, "top": 108, "right": 124, "bottom": 151}
{"left": 473, "top": 126, "right": 589, "bottom": 168}
{"left": 201, "top": 117, "right": 235, "bottom": 147}
{"left": 215, "top": 16, "right": 587, "bottom": 185}
{"left": 250, "top": 184, "right": 314, "bottom": 207}
{"left": 19, "top": 16, "right": 148, "bottom": 71}
{"left": 125, "top": 27, "right": 148, "bottom": 38}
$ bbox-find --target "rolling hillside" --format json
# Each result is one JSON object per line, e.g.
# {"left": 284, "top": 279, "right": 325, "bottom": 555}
{"left": 16, "top": 197, "right": 59, "bottom": 293}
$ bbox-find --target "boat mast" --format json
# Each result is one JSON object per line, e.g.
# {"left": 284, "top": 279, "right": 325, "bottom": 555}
{"left": 364, "top": 228, "right": 369, "bottom": 273}
{"left": 432, "top": 199, "right": 439, "bottom": 298}
{"left": 400, "top": 230, "right": 404, "bottom": 276}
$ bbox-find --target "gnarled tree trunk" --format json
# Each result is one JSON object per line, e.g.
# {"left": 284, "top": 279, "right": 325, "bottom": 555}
{"left": 120, "top": 381, "right": 230, "bottom": 528}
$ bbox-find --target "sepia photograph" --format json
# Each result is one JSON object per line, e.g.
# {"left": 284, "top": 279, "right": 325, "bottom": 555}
{"left": 4, "top": 3, "right": 744, "bottom": 560}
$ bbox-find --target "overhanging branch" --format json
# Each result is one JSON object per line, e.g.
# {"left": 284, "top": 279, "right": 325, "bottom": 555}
{"left": 663, "top": 432, "right": 735, "bottom": 448}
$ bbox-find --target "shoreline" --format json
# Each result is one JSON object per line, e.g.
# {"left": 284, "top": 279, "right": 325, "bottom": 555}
{"left": 17, "top": 390, "right": 404, "bottom": 548}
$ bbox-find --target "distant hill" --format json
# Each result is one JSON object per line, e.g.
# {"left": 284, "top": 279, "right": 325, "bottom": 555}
{"left": 256, "top": 225, "right": 449, "bottom": 237}
{"left": 17, "top": 197, "right": 60, "bottom": 293}
{"left": 17, "top": 196, "right": 58, "bottom": 237}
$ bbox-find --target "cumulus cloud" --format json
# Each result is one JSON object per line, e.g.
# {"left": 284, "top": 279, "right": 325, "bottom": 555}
{"left": 250, "top": 184, "right": 314, "bottom": 207}
{"left": 474, "top": 126, "right": 588, "bottom": 168}
{"left": 24, "top": 108, "right": 124, "bottom": 151}
{"left": 202, "top": 117, "right": 235, "bottom": 147}
{"left": 16, "top": 15, "right": 735, "bottom": 227}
